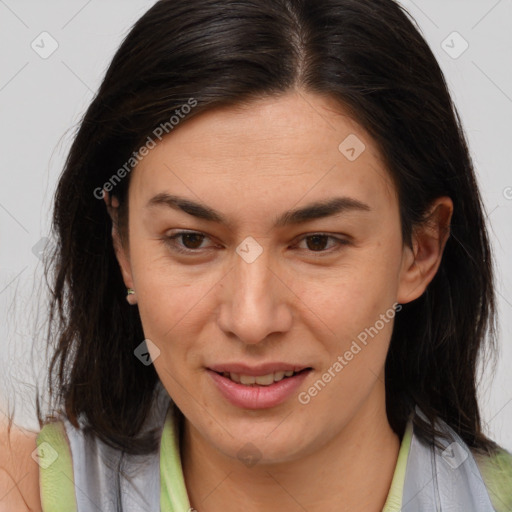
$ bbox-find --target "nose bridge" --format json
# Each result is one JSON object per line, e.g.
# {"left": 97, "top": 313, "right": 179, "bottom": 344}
{"left": 234, "top": 241, "right": 273, "bottom": 302}
{"left": 218, "top": 236, "right": 291, "bottom": 343}
{"left": 233, "top": 236, "right": 277, "bottom": 311}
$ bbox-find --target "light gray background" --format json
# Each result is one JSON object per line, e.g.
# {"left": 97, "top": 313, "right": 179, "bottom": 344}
{"left": 0, "top": 0, "right": 511, "bottom": 450}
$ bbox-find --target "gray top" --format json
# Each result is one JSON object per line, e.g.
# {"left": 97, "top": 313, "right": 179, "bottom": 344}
{"left": 403, "top": 407, "right": 496, "bottom": 511}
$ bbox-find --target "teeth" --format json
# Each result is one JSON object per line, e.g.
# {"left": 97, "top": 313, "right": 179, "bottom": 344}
{"left": 224, "top": 370, "right": 299, "bottom": 386}
{"left": 240, "top": 374, "right": 256, "bottom": 385}
{"left": 273, "top": 371, "right": 285, "bottom": 381}
{"left": 255, "top": 374, "right": 274, "bottom": 385}
{"left": 229, "top": 372, "right": 240, "bottom": 383}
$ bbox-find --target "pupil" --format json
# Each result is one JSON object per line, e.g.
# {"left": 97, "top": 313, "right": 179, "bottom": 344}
{"left": 182, "top": 233, "right": 204, "bottom": 249}
{"left": 306, "top": 235, "right": 328, "bottom": 251}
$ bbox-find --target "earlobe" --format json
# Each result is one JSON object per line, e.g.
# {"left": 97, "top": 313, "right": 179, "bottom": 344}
{"left": 126, "top": 288, "right": 137, "bottom": 306}
{"left": 397, "top": 197, "right": 453, "bottom": 304}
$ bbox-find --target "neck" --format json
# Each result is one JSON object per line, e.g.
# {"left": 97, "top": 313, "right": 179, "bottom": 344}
{"left": 181, "top": 388, "right": 400, "bottom": 512}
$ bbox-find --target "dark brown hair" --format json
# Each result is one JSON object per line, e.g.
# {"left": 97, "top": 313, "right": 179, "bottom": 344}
{"left": 41, "top": 0, "right": 498, "bottom": 455}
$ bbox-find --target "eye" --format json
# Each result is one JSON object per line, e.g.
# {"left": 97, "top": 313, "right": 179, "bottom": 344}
{"left": 294, "top": 233, "right": 350, "bottom": 255}
{"left": 164, "top": 230, "right": 215, "bottom": 254}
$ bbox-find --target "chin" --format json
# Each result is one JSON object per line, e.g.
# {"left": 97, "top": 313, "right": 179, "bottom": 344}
{"left": 202, "top": 413, "right": 318, "bottom": 465}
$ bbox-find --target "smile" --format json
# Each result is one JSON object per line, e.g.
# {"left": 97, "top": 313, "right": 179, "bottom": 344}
{"left": 207, "top": 366, "right": 312, "bottom": 409}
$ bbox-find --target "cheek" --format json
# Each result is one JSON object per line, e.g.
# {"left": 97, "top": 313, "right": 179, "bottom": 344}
{"left": 135, "top": 275, "right": 210, "bottom": 348}
{"left": 302, "top": 240, "right": 401, "bottom": 324}
{"left": 130, "top": 252, "right": 225, "bottom": 383}
{"left": 128, "top": 235, "right": 206, "bottom": 324}
{"left": 291, "top": 239, "right": 402, "bottom": 379}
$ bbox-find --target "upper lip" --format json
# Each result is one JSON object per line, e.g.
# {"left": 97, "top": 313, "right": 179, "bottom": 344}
{"left": 208, "top": 363, "right": 311, "bottom": 376}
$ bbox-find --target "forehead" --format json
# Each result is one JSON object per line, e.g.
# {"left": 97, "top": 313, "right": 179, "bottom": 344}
{"left": 130, "top": 91, "right": 397, "bottom": 218}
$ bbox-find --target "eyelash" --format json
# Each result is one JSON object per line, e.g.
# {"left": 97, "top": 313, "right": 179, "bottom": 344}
{"left": 164, "top": 230, "right": 350, "bottom": 256}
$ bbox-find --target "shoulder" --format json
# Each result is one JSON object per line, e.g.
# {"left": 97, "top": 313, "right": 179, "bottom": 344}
{"left": 0, "top": 419, "right": 41, "bottom": 512}
{"left": 473, "top": 444, "right": 512, "bottom": 512}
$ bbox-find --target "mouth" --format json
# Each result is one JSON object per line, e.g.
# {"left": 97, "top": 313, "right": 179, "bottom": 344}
{"left": 206, "top": 365, "right": 313, "bottom": 409}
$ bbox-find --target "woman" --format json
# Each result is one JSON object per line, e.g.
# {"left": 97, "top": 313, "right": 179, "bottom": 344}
{"left": 1, "top": 0, "right": 511, "bottom": 510}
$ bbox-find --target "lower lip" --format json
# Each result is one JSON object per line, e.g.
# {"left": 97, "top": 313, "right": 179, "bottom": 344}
{"left": 207, "top": 369, "right": 311, "bottom": 409}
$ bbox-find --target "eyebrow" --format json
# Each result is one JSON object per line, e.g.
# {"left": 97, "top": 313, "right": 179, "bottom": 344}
{"left": 146, "top": 193, "right": 371, "bottom": 228}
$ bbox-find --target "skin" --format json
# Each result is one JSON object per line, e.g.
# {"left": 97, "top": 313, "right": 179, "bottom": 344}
{"left": 0, "top": 418, "right": 41, "bottom": 512}
{"left": 107, "top": 90, "right": 453, "bottom": 512}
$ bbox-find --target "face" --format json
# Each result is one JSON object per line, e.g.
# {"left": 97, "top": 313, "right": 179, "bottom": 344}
{"left": 111, "top": 91, "right": 450, "bottom": 464}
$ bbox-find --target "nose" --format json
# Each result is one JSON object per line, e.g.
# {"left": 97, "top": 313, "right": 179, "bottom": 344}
{"left": 217, "top": 244, "right": 293, "bottom": 345}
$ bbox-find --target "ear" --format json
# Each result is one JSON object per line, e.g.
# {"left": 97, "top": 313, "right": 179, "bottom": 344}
{"left": 103, "top": 190, "right": 135, "bottom": 290}
{"left": 397, "top": 196, "right": 453, "bottom": 304}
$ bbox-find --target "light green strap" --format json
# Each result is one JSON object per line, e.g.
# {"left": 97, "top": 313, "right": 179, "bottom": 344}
{"left": 160, "top": 406, "right": 192, "bottom": 512}
{"left": 382, "top": 420, "right": 413, "bottom": 512}
{"left": 475, "top": 447, "right": 512, "bottom": 512}
{"left": 36, "top": 421, "right": 78, "bottom": 512}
